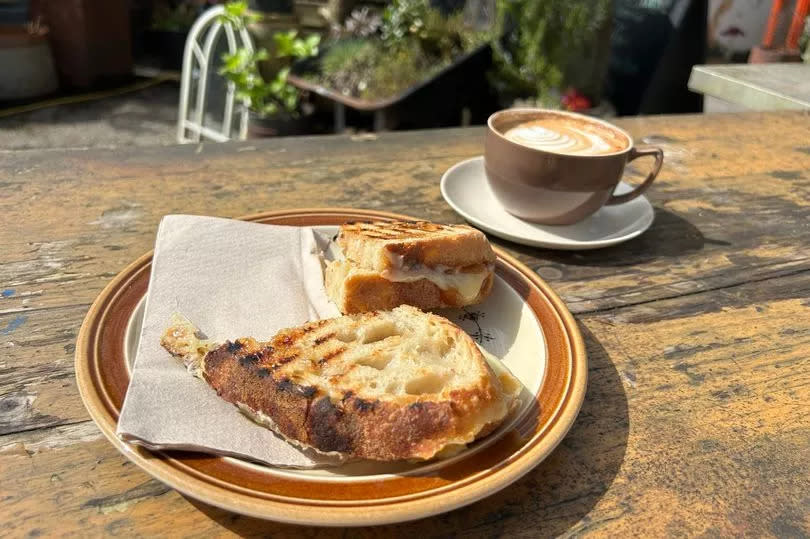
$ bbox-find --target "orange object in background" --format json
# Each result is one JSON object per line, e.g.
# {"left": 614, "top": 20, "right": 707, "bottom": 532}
{"left": 761, "top": 0, "right": 785, "bottom": 47}
{"left": 750, "top": 0, "right": 809, "bottom": 62}
{"left": 786, "top": 0, "right": 810, "bottom": 49}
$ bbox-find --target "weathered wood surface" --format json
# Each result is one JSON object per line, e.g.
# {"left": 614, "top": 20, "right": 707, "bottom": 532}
{"left": 1, "top": 110, "right": 809, "bottom": 536}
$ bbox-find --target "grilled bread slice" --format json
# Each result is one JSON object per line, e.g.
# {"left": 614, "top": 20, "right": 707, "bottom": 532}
{"left": 161, "top": 305, "right": 520, "bottom": 461}
{"left": 325, "top": 221, "right": 497, "bottom": 314}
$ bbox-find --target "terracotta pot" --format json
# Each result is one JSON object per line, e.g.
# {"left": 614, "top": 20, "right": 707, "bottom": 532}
{"left": 30, "top": 0, "right": 133, "bottom": 89}
{"left": 0, "top": 24, "right": 58, "bottom": 100}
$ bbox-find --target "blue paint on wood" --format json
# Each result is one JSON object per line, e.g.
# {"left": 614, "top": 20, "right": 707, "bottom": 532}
{"left": 1, "top": 289, "right": 15, "bottom": 298}
{"left": 0, "top": 315, "right": 26, "bottom": 335}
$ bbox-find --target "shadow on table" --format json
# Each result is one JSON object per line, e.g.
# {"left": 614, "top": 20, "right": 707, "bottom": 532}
{"left": 505, "top": 207, "right": 712, "bottom": 267}
{"left": 186, "top": 325, "right": 629, "bottom": 537}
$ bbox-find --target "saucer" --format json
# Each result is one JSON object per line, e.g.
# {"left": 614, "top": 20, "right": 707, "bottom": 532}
{"left": 440, "top": 156, "right": 655, "bottom": 250}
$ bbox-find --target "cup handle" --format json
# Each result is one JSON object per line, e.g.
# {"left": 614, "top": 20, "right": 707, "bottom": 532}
{"left": 606, "top": 146, "right": 664, "bottom": 205}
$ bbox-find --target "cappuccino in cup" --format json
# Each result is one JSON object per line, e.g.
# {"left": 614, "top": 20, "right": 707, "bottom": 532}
{"left": 484, "top": 109, "right": 664, "bottom": 225}
{"left": 501, "top": 115, "right": 628, "bottom": 156}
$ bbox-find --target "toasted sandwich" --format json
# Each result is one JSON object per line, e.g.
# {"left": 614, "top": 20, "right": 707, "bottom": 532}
{"left": 161, "top": 305, "right": 520, "bottom": 461}
{"left": 325, "top": 221, "right": 496, "bottom": 314}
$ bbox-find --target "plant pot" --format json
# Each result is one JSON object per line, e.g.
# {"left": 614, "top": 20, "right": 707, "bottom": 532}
{"left": 289, "top": 42, "right": 496, "bottom": 130}
{"left": 30, "top": 0, "right": 132, "bottom": 89}
{"left": 0, "top": 24, "right": 58, "bottom": 100}
{"left": 248, "top": 112, "right": 312, "bottom": 137}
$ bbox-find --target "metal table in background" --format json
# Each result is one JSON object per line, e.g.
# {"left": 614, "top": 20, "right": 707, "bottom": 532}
{"left": 689, "top": 63, "right": 810, "bottom": 112}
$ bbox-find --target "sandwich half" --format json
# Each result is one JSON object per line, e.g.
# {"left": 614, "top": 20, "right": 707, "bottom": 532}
{"left": 325, "top": 221, "right": 496, "bottom": 314}
{"left": 161, "top": 305, "right": 520, "bottom": 461}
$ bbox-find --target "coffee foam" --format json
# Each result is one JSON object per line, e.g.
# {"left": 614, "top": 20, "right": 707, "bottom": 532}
{"left": 501, "top": 117, "right": 626, "bottom": 156}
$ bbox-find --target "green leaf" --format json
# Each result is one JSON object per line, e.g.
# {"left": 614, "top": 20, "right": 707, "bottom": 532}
{"left": 216, "top": 24, "right": 310, "bottom": 117}
{"left": 224, "top": 1, "right": 248, "bottom": 18}
{"left": 283, "top": 92, "right": 298, "bottom": 111}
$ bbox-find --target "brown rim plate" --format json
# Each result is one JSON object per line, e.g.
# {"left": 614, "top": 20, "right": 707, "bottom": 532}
{"left": 75, "top": 208, "right": 587, "bottom": 526}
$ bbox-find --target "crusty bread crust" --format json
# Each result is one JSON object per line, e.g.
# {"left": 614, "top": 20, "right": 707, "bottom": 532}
{"left": 326, "top": 262, "right": 495, "bottom": 314}
{"left": 161, "top": 306, "right": 517, "bottom": 461}
{"left": 338, "top": 221, "right": 496, "bottom": 271}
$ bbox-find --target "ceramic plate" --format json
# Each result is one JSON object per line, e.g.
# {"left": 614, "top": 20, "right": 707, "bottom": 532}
{"left": 76, "top": 208, "right": 587, "bottom": 526}
{"left": 441, "top": 156, "right": 655, "bottom": 250}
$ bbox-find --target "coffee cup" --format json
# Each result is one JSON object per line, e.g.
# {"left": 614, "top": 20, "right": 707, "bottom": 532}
{"left": 484, "top": 108, "right": 664, "bottom": 225}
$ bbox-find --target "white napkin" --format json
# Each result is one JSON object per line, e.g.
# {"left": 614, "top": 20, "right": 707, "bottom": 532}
{"left": 116, "top": 215, "right": 343, "bottom": 468}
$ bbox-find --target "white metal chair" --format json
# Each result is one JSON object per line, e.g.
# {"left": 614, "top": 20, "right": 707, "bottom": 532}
{"left": 177, "top": 5, "right": 254, "bottom": 143}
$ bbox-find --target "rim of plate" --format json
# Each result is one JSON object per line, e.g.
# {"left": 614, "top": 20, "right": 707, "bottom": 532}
{"left": 440, "top": 156, "right": 654, "bottom": 250}
{"left": 75, "top": 207, "right": 587, "bottom": 526}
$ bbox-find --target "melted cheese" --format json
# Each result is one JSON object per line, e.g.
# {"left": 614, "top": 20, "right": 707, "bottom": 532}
{"left": 380, "top": 265, "right": 491, "bottom": 302}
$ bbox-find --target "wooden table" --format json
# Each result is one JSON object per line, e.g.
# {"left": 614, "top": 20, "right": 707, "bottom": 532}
{"left": 2, "top": 111, "right": 809, "bottom": 536}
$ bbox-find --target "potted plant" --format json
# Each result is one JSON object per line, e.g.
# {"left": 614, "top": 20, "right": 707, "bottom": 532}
{"left": 219, "top": 1, "right": 320, "bottom": 136}
{"left": 0, "top": 18, "right": 58, "bottom": 100}
{"left": 490, "top": 0, "right": 613, "bottom": 113}
{"left": 287, "top": 0, "right": 495, "bottom": 129}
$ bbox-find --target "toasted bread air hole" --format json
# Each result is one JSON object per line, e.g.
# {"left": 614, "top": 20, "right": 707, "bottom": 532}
{"left": 441, "top": 337, "right": 453, "bottom": 356}
{"left": 405, "top": 372, "right": 447, "bottom": 395}
{"left": 356, "top": 353, "right": 392, "bottom": 370}
{"left": 360, "top": 320, "right": 399, "bottom": 344}
{"left": 336, "top": 329, "right": 358, "bottom": 343}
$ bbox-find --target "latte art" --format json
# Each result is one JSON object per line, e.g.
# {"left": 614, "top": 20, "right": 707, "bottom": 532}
{"left": 502, "top": 119, "right": 624, "bottom": 156}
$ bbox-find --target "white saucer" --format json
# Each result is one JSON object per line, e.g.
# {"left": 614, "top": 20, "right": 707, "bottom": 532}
{"left": 440, "top": 156, "right": 655, "bottom": 250}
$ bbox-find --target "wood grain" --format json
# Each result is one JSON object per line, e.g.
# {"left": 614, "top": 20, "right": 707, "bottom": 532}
{"left": 1, "top": 110, "right": 809, "bottom": 535}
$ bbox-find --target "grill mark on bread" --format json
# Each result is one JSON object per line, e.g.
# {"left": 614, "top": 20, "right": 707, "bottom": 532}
{"left": 308, "top": 397, "right": 353, "bottom": 453}
{"left": 314, "top": 333, "right": 335, "bottom": 345}
{"left": 239, "top": 353, "right": 260, "bottom": 367}
{"left": 318, "top": 347, "right": 346, "bottom": 365}
{"left": 354, "top": 398, "right": 378, "bottom": 412}
{"left": 277, "top": 378, "right": 295, "bottom": 393}
{"left": 341, "top": 221, "right": 453, "bottom": 241}
{"left": 358, "top": 233, "right": 398, "bottom": 239}
{"left": 300, "top": 320, "right": 329, "bottom": 334}
{"left": 271, "top": 354, "right": 298, "bottom": 369}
